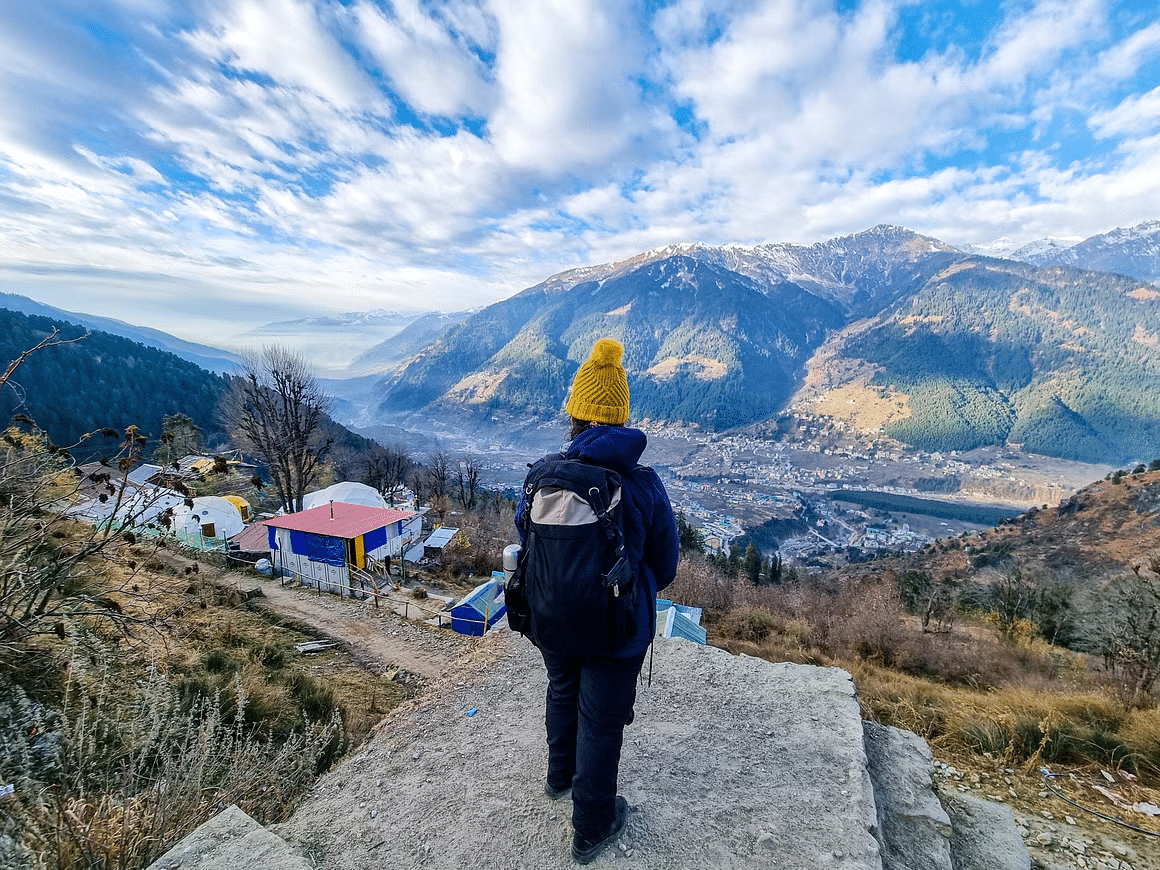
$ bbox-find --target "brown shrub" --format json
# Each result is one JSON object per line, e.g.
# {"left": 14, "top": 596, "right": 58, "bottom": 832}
{"left": 821, "top": 582, "right": 910, "bottom": 668}
{"left": 719, "top": 608, "right": 777, "bottom": 643}
{"left": 1122, "top": 708, "right": 1160, "bottom": 777}
{"left": 667, "top": 557, "right": 737, "bottom": 615}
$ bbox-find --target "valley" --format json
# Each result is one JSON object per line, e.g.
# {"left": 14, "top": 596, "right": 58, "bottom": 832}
{"left": 351, "top": 402, "right": 1115, "bottom": 566}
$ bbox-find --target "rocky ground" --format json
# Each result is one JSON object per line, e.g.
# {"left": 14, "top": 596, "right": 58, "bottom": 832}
{"left": 930, "top": 753, "right": 1160, "bottom": 870}
{"left": 277, "top": 634, "right": 885, "bottom": 869}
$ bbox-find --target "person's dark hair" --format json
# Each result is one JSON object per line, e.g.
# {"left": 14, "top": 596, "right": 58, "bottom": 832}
{"left": 569, "top": 416, "right": 623, "bottom": 439}
{"left": 569, "top": 417, "right": 592, "bottom": 439}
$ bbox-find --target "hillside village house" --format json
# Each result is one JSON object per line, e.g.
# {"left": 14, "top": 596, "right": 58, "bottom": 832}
{"left": 262, "top": 502, "right": 423, "bottom": 596}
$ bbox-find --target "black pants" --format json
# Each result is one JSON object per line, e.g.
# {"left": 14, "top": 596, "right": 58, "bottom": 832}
{"left": 541, "top": 648, "right": 647, "bottom": 839}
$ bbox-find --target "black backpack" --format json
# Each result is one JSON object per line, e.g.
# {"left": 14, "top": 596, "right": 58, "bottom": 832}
{"left": 506, "top": 454, "right": 637, "bottom": 655}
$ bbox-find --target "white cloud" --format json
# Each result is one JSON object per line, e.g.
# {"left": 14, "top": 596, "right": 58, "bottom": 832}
{"left": 1089, "top": 86, "right": 1160, "bottom": 138}
{"left": 1089, "top": 18, "right": 1160, "bottom": 82}
{"left": 979, "top": 0, "right": 1106, "bottom": 83}
{"left": 1, "top": 0, "right": 1159, "bottom": 348}
{"left": 189, "top": 0, "right": 383, "bottom": 111}
{"left": 352, "top": 0, "right": 494, "bottom": 119}
{"left": 310, "top": 131, "right": 504, "bottom": 246}
{"left": 487, "top": 0, "right": 672, "bottom": 173}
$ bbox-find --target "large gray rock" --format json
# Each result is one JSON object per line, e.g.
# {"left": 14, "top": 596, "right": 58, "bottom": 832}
{"left": 279, "top": 636, "right": 884, "bottom": 869}
{"left": 863, "top": 721, "right": 953, "bottom": 870}
{"left": 939, "top": 792, "right": 1032, "bottom": 870}
{"left": 145, "top": 805, "right": 311, "bottom": 870}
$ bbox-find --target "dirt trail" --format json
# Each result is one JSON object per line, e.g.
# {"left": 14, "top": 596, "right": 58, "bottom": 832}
{"left": 229, "top": 575, "right": 477, "bottom": 682}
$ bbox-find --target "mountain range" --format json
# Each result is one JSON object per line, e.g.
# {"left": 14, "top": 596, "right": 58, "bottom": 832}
{"left": 0, "top": 292, "right": 241, "bottom": 374}
{"left": 5, "top": 220, "right": 1159, "bottom": 467}
{"left": 374, "top": 224, "right": 1160, "bottom": 465}
{"left": 0, "top": 307, "right": 231, "bottom": 449}
{"left": 997, "top": 219, "right": 1160, "bottom": 284}
{"left": 239, "top": 309, "right": 469, "bottom": 376}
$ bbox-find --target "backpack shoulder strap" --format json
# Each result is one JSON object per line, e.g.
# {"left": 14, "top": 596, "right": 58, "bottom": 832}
{"left": 518, "top": 452, "right": 578, "bottom": 534}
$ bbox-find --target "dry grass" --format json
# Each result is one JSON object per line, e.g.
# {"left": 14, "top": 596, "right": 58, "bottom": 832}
{"left": 671, "top": 556, "right": 1160, "bottom": 782}
{"left": 2, "top": 550, "right": 411, "bottom": 870}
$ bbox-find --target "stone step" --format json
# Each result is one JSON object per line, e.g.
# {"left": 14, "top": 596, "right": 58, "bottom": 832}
{"left": 145, "top": 804, "right": 312, "bottom": 870}
{"left": 864, "top": 721, "right": 1031, "bottom": 870}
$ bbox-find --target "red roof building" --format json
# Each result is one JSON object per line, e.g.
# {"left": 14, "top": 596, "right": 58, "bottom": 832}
{"left": 262, "top": 503, "right": 415, "bottom": 539}
{"left": 261, "top": 502, "right": 424, "bottom": 595}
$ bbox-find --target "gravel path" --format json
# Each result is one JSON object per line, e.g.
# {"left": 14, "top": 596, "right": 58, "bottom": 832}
{"left": 245, "top": 576, "right": 475, "bottom": 681}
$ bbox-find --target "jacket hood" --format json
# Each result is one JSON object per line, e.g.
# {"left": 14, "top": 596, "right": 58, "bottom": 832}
{"left": 565, "top": 425, "right": 647, "bottom": 473}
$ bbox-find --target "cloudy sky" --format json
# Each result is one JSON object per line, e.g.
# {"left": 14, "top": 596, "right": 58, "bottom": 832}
{"left": 1, "top": 0, "right": 1158, "bottom": 345}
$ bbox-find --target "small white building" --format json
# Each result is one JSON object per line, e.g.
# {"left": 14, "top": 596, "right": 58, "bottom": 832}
{"left": 172, "top": 496, "right": 247, "bottom": 539}
{"left": 301, "top": 481, "right": 388, "bottom": 510}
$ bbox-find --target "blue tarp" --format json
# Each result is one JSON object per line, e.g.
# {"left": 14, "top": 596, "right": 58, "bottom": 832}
{"left": 364, "top": 526, "right": 387, "bottom": 552}
{"left": 656, "top": 599, "right": 703, "bottom": 625}
{"left": 287, "top": 529, "right": 345, "bottom": 566}
{"left": 450, "top": 580, "right": 506, "bottom": 636}
{"left": 268, "top": 526, "right": 278, "bottom": 549}
{"left": 304, "top": 532, "right": 345, "bottom": 566}
{"left": 656, "top": 599, "right": 707, "bottom": 644}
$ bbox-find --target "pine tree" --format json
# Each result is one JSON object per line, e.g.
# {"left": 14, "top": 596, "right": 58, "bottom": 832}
{"left": 676, "top": 513, "right": 706, "bottom": 553}
{"left": 763, "top": 553, "right": 783, "bottom": 585}
{"left": 744, "top": 543, "right": 761, "bottom": 585}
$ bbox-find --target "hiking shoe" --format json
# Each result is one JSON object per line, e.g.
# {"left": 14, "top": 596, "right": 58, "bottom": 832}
{"left": 571, "top": 796, "right": 628, "bottom": 864}
{"left": 545, "top": 781, "right": 572, "bottom": 801}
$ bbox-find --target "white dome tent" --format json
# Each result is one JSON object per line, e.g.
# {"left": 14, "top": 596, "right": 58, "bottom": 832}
{"left": 172, "top": 496, "right": 246, "bottom": 539}
{"left": 301, "top": 482, "right": 388, "bottom": 510}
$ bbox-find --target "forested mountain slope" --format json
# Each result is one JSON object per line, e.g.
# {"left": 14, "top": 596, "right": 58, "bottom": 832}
{"left": 0, "top": 292, "right": 240, "bottom": 374}
{"left": 838, "top": 260, "right": 1160, "bottom": 464}
{"left": 0, "top": 309, "right": 230, "bottom": 449}
{"left": 374, "top": 227, "right": 1160, "bottom": 464}
{"left": 375, "top": 226, "right": 951, "bottom": 429}
{"left": 378, "top": 255, "right": 848, "bottom": 429}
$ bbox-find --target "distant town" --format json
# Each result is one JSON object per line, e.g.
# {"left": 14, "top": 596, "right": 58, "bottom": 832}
{"left": 439, "top": 411, "right": 1113, "bottom": 568}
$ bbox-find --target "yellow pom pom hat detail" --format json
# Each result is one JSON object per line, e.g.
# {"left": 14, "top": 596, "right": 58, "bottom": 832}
{"left": 565, "top": 338, "right": 630, "bottom": 426}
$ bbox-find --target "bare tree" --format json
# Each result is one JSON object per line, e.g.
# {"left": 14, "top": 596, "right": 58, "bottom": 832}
{"left": 454, "top": 457, "right": 481, "bottom": 510}
{"left": 409, "top": 467, "right": 426, "bottom": 506}
{"left": 325, "top": 443, "right": 363, "bottom": 485}
{"left": 898, "top": 570, "right": 959, "bottom": 634}
{"left": 428, "top": 452, "right": 450, "bottom": 500}
{"left": 989, "top": 567, "right": 1046, "bottom": 641}
{"left": 1099, "top": 556, "right": 1160, "bottom": 706}
{"left": 366, "top": 443, "right": 412, "bottom": 504}
{"left": 222, "top": 346, "right": 331, "bottom": 513}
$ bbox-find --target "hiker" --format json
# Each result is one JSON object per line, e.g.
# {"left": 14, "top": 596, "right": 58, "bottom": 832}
{"left": 512, "top": 337, "right": 679, "bottom": 864}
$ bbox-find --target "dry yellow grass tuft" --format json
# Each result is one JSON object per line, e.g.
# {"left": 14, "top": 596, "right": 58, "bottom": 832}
{"left": 4, "top": 542, "right": 412, "bottom": 870}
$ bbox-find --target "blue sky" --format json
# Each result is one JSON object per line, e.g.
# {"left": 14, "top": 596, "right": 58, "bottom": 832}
{"left": 1, "top": 0, "right": 1158, "bottom": 344}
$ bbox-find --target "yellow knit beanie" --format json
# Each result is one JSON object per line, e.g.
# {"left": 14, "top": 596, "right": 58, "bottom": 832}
{"left": 565, "top": 338, "right": 630, "bottom": 426}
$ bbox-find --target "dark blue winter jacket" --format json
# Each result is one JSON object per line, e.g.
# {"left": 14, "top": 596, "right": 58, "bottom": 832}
{"left": 515, "top": 425, "right": 679, "bottom": 658}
